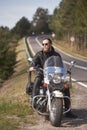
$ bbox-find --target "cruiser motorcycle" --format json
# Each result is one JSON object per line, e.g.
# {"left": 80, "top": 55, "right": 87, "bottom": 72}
{"left": 26, "top": 56, "right": 75, "bottom": 127}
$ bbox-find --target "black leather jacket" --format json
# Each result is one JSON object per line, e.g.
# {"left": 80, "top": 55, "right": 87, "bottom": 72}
{"left": 30, "top": 46, "right": 62, "bottom": 68}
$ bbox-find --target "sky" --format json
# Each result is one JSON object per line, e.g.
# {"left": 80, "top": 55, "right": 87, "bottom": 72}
{"left": 0, "top": 0, "right": 61, "bottom": 29}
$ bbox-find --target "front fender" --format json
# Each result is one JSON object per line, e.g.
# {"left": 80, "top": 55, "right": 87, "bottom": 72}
{"left": 52, "top": 90, "right": 63, "bottom": 98}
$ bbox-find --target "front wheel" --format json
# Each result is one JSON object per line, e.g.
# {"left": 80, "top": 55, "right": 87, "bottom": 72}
{"left": 49, "top": 98, "right": 63, "bottom": 127}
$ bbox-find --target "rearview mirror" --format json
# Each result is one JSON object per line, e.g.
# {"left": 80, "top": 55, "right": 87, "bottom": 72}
{"left": 70, "top": 60, "right": 76, "bottom": 68}
{"left": 28, "top": 57, "right": 32, "bottom": 62}
{"left": 71, "top": 60, "right": 76, "bottom": 65}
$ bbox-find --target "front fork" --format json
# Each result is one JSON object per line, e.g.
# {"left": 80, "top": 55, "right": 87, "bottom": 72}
{"left": 47, "top": 90, "right": 63, "bottom": 112}
{"left": 47, "top": 90, "right": 71, "bottom": 114}
{"left": 63, "top": 96, "right": 71, "bottom": 114}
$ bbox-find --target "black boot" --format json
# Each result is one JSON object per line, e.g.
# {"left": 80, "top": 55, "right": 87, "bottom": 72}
{"left": 64, "top": 88, "right": 77, "bottom": 118}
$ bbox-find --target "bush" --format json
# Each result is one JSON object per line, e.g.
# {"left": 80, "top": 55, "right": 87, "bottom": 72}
{"left": 0, "top": 27, "right": 17, "bottom": 80}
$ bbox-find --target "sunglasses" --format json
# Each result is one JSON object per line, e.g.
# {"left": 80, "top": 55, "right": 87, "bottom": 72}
{"left": 42, "top": 43, "right": 49, "bottom": 46}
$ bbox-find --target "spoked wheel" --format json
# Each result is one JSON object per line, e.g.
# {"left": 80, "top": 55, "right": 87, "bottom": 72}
{"left": 49, "top": 98, "right": 63, "bottom": 127}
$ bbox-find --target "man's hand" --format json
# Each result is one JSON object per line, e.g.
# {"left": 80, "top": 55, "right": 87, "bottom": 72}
{"left": 29, "top": 67, "right": 34, "bottom": 71}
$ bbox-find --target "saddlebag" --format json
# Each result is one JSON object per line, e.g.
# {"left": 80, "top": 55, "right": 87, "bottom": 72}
{"left": 26, "top": 82, "right": 33, "bottom": 95}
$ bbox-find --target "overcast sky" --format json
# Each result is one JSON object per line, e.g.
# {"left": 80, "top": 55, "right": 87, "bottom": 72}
{"left": 0, "top": 0, "right": 61, "bottom": 29}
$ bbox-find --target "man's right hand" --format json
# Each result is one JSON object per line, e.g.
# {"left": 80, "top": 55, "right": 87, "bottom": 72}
{"left": 29, "top": 67, "right": 34, "bottom": 71}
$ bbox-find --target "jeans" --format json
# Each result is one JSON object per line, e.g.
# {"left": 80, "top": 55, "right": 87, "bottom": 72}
{"left": 32, "top": 75, "right": 43, "bottom": 97}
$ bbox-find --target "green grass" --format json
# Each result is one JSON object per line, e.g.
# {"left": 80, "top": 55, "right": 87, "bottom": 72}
{"left": 0, "top": 100, "right": 34, "bottom": 130}
{"left": 0, "top": 100, "right": 33, "bottom": 117}
{"left": 0, "top": 119, "right": 19, "bottom": 130}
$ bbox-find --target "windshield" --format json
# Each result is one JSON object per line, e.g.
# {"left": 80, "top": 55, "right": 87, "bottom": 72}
{"left": 44, "top": 56, "right": 67, "bottom": 83}
{"left": 44, "top": 55, "right": 63, "bottom": 67}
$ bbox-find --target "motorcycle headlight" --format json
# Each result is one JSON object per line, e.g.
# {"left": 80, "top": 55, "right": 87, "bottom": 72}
{"left": 53, "top": 74, "right": 62, "bottom": 84}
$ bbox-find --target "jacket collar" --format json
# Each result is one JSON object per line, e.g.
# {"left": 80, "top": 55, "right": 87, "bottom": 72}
{"left": 42, "top": 46, "right": 54, "bottom": 54}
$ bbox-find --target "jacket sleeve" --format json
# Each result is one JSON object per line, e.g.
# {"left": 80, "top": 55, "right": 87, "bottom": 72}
{"left": 29, "top": 52, "right": 41, "bottom": 67}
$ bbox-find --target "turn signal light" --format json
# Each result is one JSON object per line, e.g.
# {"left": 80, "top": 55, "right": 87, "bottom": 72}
{"left": 43, "top": 83, "right": 48, "bottom": 87}
{"left": 64, "top": 84, "right": 69, "bottom": 89}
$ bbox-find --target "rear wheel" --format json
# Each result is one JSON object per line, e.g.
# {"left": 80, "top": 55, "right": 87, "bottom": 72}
{"left": 49, "top": 98, "right": 63, "bottom": 127}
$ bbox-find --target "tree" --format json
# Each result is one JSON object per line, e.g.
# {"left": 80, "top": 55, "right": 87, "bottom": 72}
{"left": 49, "top": 0, "right": 77, "bottom": 39}
{"left": 30, "top": 7, "right": 51, "bottom": 34}
{"left": 12, "top": 17, "right": 31, "bottom": 38}
{"left": 0, "top": 27, "right": 16, "bottom": 80}
{"left": 49, "top": 0, "right": 87, "bottom": 49}
{"left": 75, "top": 0, "right": 87, "bottom": 33}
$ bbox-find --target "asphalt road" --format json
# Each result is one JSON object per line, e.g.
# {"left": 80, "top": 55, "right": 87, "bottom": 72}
{"left": 28, "top": 36, "right": 87, "bottom": 88}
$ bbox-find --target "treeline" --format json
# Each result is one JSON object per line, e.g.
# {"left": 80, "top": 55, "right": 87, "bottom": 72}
{"left": 11, "top": 8, "right": 51, "bottom": 37}
{"left": 50, "top": 0, "right": 87, "bottom": 50}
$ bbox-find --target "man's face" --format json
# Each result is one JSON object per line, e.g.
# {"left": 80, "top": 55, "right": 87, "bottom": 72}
{"left": 42, "top": 39, "right": 51, "bottom": 52}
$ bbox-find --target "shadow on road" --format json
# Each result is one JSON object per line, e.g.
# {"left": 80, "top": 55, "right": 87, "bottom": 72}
{"left": 62, "top": 108, "right": 87, "bottom": 127}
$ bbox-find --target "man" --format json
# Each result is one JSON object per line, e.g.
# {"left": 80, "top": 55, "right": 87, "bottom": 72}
{"left": 29, "top": 38, "right": 77, "bottom": 118}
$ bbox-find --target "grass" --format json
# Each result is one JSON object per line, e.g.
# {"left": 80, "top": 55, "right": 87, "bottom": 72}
{"left": 0, "top": 39, "right": 39, "bottom": 130}
{"left": 53, "top": 40, "right": 87, "bottom": 60}
{"left": 0, "top": 100, "right": 35, "bottom": 130}
{"left": 0, "top": 101, "right": 33, "bottom": 117}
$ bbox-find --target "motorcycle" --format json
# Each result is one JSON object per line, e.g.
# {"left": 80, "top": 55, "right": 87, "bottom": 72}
{"left": 26, "top": 56, "right": 75, "bottom": 127}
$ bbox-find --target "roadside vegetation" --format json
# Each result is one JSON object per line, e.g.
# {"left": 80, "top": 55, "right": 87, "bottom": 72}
{"left": 50, "top": 0, "right": 87, "bottom": 56}
{"left": 0, "top": 39, "right": 40, "bottom": 130}
{"left": 53, "top": 40, "right": 87, "bottom": 60}
{"left": 0, "top": 27, "right": 17, "bottom": 81}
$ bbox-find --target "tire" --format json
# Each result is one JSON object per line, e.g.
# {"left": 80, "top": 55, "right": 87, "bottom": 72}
{"left": 49, "top": 98, "right": 63, "bottom": 127}
{"left": 26, "top": 82, "right": 33, "bottom": 95}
